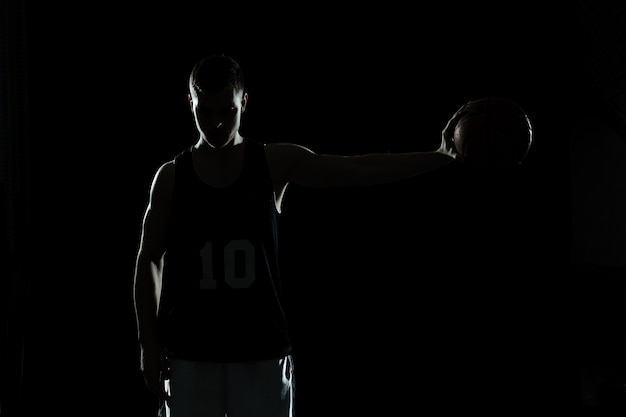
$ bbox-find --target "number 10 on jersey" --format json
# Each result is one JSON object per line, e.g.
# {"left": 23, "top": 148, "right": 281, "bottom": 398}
{"left": 198, "top": 240, "right": 256, "bottom": 289}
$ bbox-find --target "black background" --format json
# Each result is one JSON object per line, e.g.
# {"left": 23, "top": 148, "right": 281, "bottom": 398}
{"left": 4, "top": 2, "right": 575, "bottom": 415}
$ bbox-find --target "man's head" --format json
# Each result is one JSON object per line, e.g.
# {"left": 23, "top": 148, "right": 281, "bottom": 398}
{"left": 188, "top": 54, "right": 248, "bottom": 148}
{"left": 189, "top": 54, "right": 245, "bottom": 95}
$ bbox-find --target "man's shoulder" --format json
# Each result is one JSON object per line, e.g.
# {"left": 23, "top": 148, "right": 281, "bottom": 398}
{"left": 174, "top": 146, "right": 193, "bottom": 160}
{"left": 153, "top": 160, "right": 176, "bottom": 182}
{"left": 264, "top": 142, "right": 313, "bottom": 155}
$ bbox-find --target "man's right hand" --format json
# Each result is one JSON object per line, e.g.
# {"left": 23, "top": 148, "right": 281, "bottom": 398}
{"left": 139, "top": 341, "right": 171, "bottom": 403}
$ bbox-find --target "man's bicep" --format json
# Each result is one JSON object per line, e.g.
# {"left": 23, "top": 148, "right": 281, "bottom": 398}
{"left": 266, "top": 143, "right": 314, "bottom": 189}
{"left": 140, "top": 163, "right": 174, "bottom": 260}
{"left": 139, "top": 206, "right": 168, "bottom": 262}
{"left": 266, "top": 143, "right": 355, "bottom": 188}
{"left": 291, "top": 152, "right": 360, "bottom": 188}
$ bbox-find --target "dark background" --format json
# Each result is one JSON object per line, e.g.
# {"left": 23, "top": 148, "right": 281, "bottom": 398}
{"left": 0, "top": 1, "right": 596, "bottom": 415}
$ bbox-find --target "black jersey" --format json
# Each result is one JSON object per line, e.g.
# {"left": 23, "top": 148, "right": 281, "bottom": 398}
{"left": 156, "top": 140, "right": 292, "bottom": 362}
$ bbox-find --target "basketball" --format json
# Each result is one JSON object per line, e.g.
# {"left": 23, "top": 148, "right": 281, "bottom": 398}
{"left": 452, "top": 96, "right": 533, "bottom": 170}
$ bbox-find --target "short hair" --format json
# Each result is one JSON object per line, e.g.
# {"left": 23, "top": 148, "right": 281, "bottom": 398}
{"left": 189, "top": 54, "right": 245, "bottom": 95}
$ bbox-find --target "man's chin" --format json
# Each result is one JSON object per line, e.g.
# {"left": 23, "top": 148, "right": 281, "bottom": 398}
{"left": 205, "top": 136, "right": 232, "bottom": 148}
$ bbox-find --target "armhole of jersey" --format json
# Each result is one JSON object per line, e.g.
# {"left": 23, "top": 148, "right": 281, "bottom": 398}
{"left": 251, "top": 140, "right": 283, "bottom": 214}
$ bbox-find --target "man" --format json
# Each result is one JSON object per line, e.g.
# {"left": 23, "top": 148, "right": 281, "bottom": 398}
{"left": 133, "top": 54, "right": 461, "bottom": 417}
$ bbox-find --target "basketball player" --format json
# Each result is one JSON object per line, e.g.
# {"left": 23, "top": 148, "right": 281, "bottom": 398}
{"left": 133, "top": 54, "right": 462, "bottom": 417}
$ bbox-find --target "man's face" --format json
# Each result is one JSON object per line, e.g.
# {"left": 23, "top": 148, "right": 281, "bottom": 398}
{"left": 190, "top": 87, "right": 247, "bottom": 148}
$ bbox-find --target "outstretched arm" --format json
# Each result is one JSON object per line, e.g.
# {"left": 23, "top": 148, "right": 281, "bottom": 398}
{"left": 266, "top": 142, "right": 454, "bottom": 189}
{"left": 266, "top": 110, "right": 463, "bottom": 191}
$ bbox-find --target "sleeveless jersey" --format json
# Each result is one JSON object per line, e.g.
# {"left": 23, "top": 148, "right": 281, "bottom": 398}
{"left": 156, "top": 139, "right": 292, "bottom": 362}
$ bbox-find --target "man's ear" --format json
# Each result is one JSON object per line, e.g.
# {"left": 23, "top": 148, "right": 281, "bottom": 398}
{"left": 241, "top": 92, "right": 248, "bottom": 113}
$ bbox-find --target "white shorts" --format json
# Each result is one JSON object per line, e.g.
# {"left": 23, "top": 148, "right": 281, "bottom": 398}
{"left": 162, "top": 355, "right": 295, "bottom": 417}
